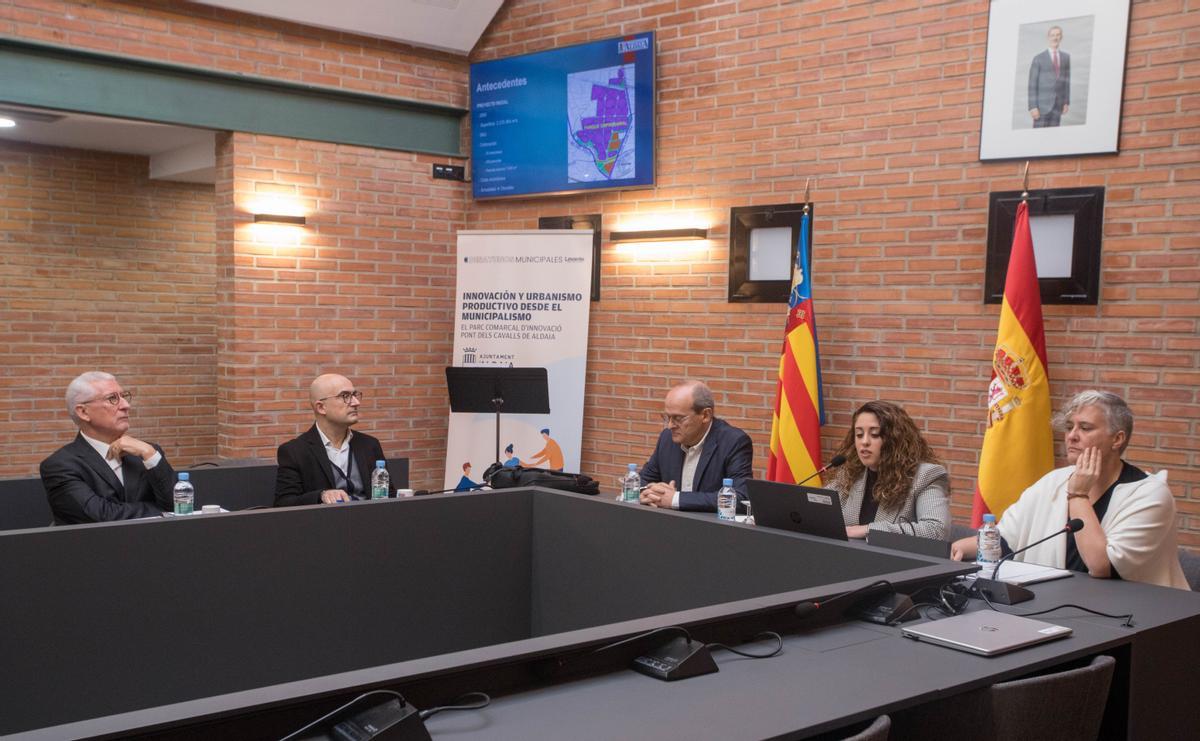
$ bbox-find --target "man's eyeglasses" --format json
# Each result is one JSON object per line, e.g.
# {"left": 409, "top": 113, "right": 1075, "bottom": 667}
{"left": 80, "top": 391, "right": 133, "bottom": 407}
{"left": 318, "top": 390, "right": 363, "bottom": 404}
{"left": 660, "top": 413, "right": 693, "bottom": 427}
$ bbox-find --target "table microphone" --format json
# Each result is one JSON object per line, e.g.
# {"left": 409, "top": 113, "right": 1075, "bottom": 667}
{"left": 795, "top": 454, "right": 847, "bottom": 487}
{"left": 793, "top": 579, "right": 898, "bottom": 621}
{"left": 973, "top": 518, "right": 1084, "bottom": 605}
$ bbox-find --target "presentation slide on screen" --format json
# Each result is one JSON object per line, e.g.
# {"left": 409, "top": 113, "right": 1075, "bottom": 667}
{"left": 470, "top": 32, "right": 655, "bottom": 199}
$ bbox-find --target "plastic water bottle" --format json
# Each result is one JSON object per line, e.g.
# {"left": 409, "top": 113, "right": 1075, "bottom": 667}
{"left": 717, "top": 478, "right": 737, "bottom": 521}
{"left": 173, "top": 472, "right": 194, "bottom": 515}
{"left": 621, "top": 463, "right": 640, "bottom": 502}
{"left": 977, "top": 513, "right": 1002, "bottom": 564}
{"left": 371, "top": 460, "right": 389, "bottom": 500}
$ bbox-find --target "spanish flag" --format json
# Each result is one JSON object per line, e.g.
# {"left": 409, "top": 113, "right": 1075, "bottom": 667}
{"left": 973, "top": 200, "right": 1054, "bottom": 525}
{"left": 767, "top": 209, "right": 825, "bottom": 484}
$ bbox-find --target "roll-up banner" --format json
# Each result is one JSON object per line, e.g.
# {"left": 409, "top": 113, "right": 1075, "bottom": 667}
{"left": 444, "top": 230, "right": 594, "bottom": 490}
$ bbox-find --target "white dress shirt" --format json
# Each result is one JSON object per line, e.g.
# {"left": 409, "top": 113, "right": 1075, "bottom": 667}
{"left": 671, "top": 421, "right": 713, "bottom": 509}
{"left": 316, "top": 425, "right": 354, "bottom": 478}
{"left": 80, "top": 431, "right": 161, "bottom": 485}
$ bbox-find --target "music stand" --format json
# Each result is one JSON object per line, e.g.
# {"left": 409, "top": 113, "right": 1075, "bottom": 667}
{"left": 445, "top": 367, "right": 551, "bottom": 463}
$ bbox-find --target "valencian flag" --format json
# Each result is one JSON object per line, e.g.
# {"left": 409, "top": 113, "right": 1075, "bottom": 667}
{"left": 767, "top": 209, "right": 825, "bottom": 484}
{"left": 973, "top": 200, "right": 1054, "bottom": 525}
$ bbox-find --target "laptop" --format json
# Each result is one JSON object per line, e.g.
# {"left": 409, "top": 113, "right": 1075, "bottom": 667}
{"left": 867, "top": 529, "right": 951, "bottom": 559}
{"left": 745, "top": 479, "right": 848, "bottom": 541}
{"left": 900, "top": 610, "right": 1072, "bottom": 656}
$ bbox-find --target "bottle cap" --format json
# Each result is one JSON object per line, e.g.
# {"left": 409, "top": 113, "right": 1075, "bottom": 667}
{"left": 722, "top": 478, "right": 733, "bottom": 487}
{"left": 983, "top": 513, "right": 996, "bottom": 523}
{"left": 178, "top": 472, "right": 189, "bottom": 482}
{"left": 376, "top": 460, "right": 386, "bottom": 468}
{"left": 628, "top": 463, "right": 637, "bottom": 471}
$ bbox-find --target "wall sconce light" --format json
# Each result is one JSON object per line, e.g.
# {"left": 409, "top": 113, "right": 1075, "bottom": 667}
{"left": 253, "top": 213, "right": 306, "bottom": 225}
{"left": 609, "top": 227, "right": 707, "bottom": 243}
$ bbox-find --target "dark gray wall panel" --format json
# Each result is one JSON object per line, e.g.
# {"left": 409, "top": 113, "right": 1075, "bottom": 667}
{"left": 0, "top": 38, "right": 464, "bottom": 156}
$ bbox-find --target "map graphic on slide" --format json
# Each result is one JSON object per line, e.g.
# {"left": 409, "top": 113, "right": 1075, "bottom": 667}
{"left": 567, "top": 65, "right": 635, "bottom": 183}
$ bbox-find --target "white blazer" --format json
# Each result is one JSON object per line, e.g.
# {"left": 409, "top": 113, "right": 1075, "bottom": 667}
{"left": 997, "top": 466, "right": 1188, "bottom": 590}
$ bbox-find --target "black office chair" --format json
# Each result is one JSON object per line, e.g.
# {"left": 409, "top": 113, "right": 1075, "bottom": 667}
{"left": 949, "top": 522, "right": 976, "bottom": 542}
{"left": 892, "top": 654, "right": 1115, "bottom": 741}
{"left": 1178, "top": 547, "right": 1200, "bottom": 591}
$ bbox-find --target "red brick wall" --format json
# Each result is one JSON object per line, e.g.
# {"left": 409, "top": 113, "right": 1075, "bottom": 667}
{"left": 469, "top": 0, "right": 1200, "bottom": 544}
{"left": 0, "top": 142, "right": 217, "bottom": 475}
{"left": 0, "top": 1, "right": 470, "bottom": 490}
{"left": 214, "top": 132, "right": 464, "bottom": 482}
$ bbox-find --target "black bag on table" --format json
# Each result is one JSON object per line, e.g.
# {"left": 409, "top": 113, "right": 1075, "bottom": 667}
{"left": 482, "top": 462, "right": 600, "bottom": 496}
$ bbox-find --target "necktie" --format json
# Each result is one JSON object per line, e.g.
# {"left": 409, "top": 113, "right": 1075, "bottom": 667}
{"left": 1053, "top": 51, "right": 1060, "bottom": 76}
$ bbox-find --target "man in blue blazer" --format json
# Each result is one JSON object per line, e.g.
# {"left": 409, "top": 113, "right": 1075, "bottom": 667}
{"left": 41, "top": 371, "right": 176, "bottom": 524}
{"left": 1028, "top": 25, "right": 1070, "bottom": 128}
{"left": 274, "top": 373, "right": 392, "bottom": 506}
{"left": 638, "top": 381, "right": 754, "bottom": 512}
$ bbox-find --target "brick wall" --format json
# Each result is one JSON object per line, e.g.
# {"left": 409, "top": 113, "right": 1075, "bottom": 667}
{"left": 469, "top": 0, "right": 1200, "bottom": 544}
{"left": 214, "top": 132, "right": 464, "bottom": 482}
{"left": 0, "top": 0, "right": 469, "bottom": 489}
{"left": 0, "top": 142, "right": 217, "bottom": 475}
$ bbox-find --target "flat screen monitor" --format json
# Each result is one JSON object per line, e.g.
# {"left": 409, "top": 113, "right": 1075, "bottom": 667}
{"left": 470, "top": 32, "right": 655, "bottom": 199}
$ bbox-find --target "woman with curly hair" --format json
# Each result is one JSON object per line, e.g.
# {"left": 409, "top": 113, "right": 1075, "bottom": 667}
{"left": 829, "top": 400, "right": 951, "bottom": 541}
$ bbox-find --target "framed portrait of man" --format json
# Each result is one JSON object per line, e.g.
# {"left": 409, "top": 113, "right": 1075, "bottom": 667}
{"left": 979, "top": 0, "right": 1131, "bottom": 160}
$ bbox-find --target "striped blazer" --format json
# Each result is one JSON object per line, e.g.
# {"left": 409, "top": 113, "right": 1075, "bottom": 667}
{"left": 838, "top": 462, "right": 950, "bottom": 541}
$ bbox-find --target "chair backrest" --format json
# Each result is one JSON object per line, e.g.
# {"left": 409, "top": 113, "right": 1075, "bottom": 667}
{"left": 840, "top": 714, "right": 890, "bottom": 741}
{"left": 0, "top": 477, "right": 55, "bottom": 532}
{"left": 1178, "top": 547, "right": 1200, "bottom": 592}
{"left": 950, "top": 522, "right": 976, "bottom": 542}
{"left": 187, "top": 462, "right": 278, "bottom": 511}
{"left": 989, "top": 654, "right": 1116, "bottom": 741}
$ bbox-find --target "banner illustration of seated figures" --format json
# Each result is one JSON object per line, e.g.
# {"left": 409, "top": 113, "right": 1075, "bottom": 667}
{"left": 444, "top": 230, "right": 594, "bottom": 490}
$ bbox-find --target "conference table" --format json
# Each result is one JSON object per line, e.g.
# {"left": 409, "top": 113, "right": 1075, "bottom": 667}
{"left": 2, "top": 487, "right": 1198, "bottom": 739}
{"left": 424, "top": 573, "right": 1200, "bottom": 740}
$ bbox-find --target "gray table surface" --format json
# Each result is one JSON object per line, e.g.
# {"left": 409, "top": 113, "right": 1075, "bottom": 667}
{"left": 425, "top": 574, "right": 1200, "bottom": 740}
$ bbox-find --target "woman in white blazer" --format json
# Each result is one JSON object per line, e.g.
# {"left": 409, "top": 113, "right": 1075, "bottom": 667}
{"left": 952, "top": 390, "right": 1188, "bottom": 589}
{"left": 828, "top": 400, "right": 951, "bottom": 541}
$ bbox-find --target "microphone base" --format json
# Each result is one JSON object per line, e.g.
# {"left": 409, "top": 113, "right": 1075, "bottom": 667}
{"left": 850, "top": 592, "right": 916, "bottom": 624}
{"left": 973, "top": 578, "right": 1035, "bottom": 605}
{"left": 631, "top": 636, "right": 718, "bottom": 681}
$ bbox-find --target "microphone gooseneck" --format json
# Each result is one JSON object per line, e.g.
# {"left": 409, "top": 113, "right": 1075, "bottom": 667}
{"left": 989, "top": 518, "right": 1085, "bottom": 581}
{"left": 795, "top": 454, "right": 848, "bottom": 487}
{"left": 793, "top": 580, "right": 893, "bottom": 620}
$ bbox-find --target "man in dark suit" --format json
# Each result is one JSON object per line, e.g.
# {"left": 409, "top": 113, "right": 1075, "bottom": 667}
{"left": 1028, "top": 25, "right": 1070, "bottom": 128}
{"left": 274, "top": 373, "right": 392, "bottom": 506}
{"left": 41, "top": 371, "right": 176, "bottom": 524}
{"left": 638, "top": 380, "right": 754, "bottom": 512}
